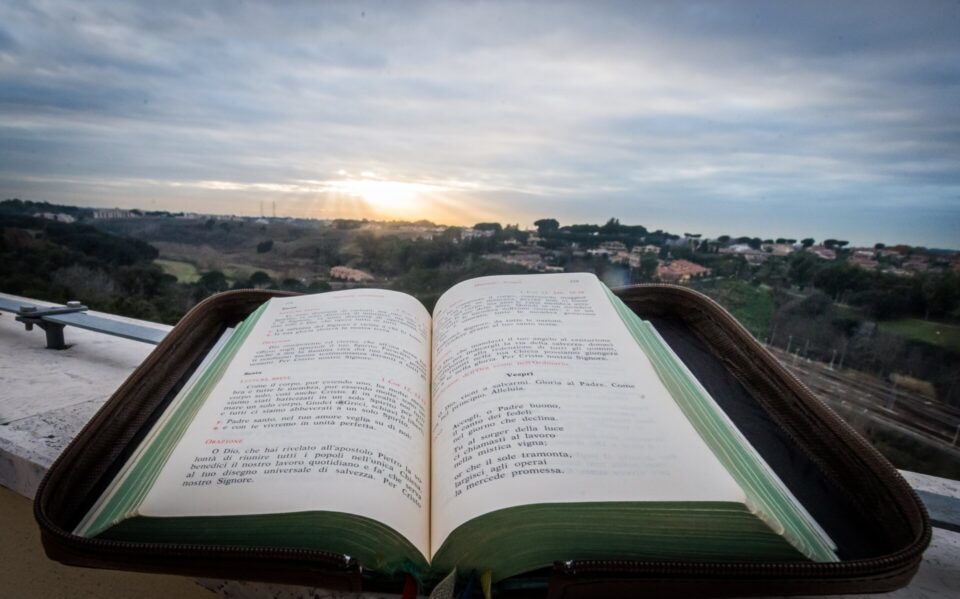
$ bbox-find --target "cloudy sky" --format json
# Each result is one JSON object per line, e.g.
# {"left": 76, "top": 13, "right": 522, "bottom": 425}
{"left": 1, "top": 1, "right": 958, "bottom": 247}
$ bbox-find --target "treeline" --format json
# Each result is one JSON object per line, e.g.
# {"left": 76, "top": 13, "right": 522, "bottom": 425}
{"left": 533, "top": 217, "right": 679, "bottom": 249}
{"left": 0, "top": 212, "right": 190, "bottom": 323}
{"left": 1, "top": 198, "right": 94, "bottom": 220}
{"left": 768, "top": 289, "right": 960, "bottom": 405}
{"left": 669, "top": 241, "right": 960, "bottom": 322}
{"left": 770, "top": 252, "right": 957, "bottom": 321}
{"left": 352, "top": 226, "right": 525, "bottom": 277}
{"left": 806, "top": 260, "right": 959, "bottom": 321}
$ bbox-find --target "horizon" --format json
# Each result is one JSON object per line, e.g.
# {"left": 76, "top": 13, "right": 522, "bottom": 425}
{"left": 10, "top": 197, "right": 957, "bottom": 252}
{"left": 1, "top": 1, "right": 958, "bottom": 249}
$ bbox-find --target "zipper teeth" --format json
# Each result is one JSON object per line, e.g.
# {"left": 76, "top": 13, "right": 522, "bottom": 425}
{"left": 562, "top": 283, "right": 929, "bottom": 577}
{"left": 36, "top": 285, "right": 930, "bottom": 580}
{"left": 35, "top": 289, "right": 354, "bottom": 570}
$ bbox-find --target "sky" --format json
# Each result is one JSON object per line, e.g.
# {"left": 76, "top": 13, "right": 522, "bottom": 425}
{"left": 1, "top": 1, "right": 958, "bottom": 248}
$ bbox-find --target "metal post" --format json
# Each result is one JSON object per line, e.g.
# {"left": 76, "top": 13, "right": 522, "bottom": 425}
{"left": 829, "top": 348, "right": 837, "bottom": 370}
{"left": 786, "top": 335, "right": 793, "bottom": 355}
{"left": 40, "top": 321, "right": 67, "bottom": 349}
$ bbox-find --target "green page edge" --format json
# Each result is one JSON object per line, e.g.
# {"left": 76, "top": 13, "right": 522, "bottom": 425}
{"left": 602, "top": 285, "right": 837, "bottom": 562}
{"left": 83, "top": 303, "right": 268, "bottom": 537}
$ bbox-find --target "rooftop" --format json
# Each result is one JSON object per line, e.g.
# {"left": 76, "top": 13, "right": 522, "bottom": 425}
{"left": 1, "top": 291, "right": 958, "bottom": 598}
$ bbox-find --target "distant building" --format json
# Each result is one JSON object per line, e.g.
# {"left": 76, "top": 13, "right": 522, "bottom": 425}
{"left": 719, "top": 244, "right": 768, "bottom": 264}
{"left": 486, "top": 251, "right": 563, "bottom": 273}
{"left": 807, "top": 246, "right": 837, "bottom": 260}
{"left": 761, "top": 243, "right": 795, "bottom": 256}
{"left": 848, "top": 254, "right": 880, "bottom": 270}
{"left": 587, "top": 241, "right": 628, "bottom": 259}
{"left": 655, "top": 259, "right": 711, "bottom": 284}
{"left": 599, "top": 241, "right": 627, "bottom": 252}
{"left": 902, "top": 257, "right": 929, "bottom": 273}
{"left": 460, "top": 227, "right": 495, "bottom": 240}
{"left": 627, "top": 245, "right": 660, "bottom": 268}
{"left": 395, "top": 224, "right": 445, "bottom": 240}
{"left": 329, "top": 266, "right": 375, "bottom": 282}
{"left": 92, "top": 208, "right": 132, "bottom": 219}
{"left": 33, "top": 212, "right": 76, "bottom": 223}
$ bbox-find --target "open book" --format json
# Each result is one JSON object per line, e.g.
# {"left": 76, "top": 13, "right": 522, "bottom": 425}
{"left": 76, "top": 274, "right": 837, "bottom": 582}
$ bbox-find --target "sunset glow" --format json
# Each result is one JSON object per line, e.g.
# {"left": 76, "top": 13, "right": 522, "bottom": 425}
{"left": 326, "top": 178, "right": 440, "bottom": 219}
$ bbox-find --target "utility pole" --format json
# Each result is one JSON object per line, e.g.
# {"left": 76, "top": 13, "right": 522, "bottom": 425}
{"left": 272, "top": 201, "right": 276, "bottom": 219}
{"left": 829, "top": 348, "right": 837, "bottom": 370}
{"left": 786, "top": 335, "right": 793, "bottom": 355}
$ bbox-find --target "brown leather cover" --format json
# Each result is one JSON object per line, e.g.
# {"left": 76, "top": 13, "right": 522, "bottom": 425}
{"left": 34, "top": 285, "right": 931, "bottom": 596}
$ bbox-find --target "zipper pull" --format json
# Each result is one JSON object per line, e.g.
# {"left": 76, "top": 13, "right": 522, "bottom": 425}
{"left": 555, "top": 560, "right": 576, "bottom": 575}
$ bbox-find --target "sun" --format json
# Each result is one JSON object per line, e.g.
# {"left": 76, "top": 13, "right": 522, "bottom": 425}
{"left": 327, "top": 176, "right": 437, "bottom": 218}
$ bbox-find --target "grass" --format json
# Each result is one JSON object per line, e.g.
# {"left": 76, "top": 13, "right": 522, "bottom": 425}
{"left": 692, "top": 280, "right": 775, "bottom": 340}
{"left": 878, "top": 318, "right": 960, "bottom": 352}
{"left": 155, "top": 259, "right": 200, "bottom": 283}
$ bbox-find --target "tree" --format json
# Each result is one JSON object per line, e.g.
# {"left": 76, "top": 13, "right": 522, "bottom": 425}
{"left": 473, "top": 222, "right": 502, "bottom": 232}
{"left": 921, "top": 273, "right": 959, "bottom": 319}
{"left": 801, "top": 238, "right": 815, "bottom": 248}
{"left": 307, "top": 280, "right": 332, "bottom": 293}
{"left": 256, "top": 239, "right": 274, "bottom": 253}
{"left": 717, "top": 235, "right": 731, "bottom": 244}
{"left": 875, "top": 243, "right": 886, "bottom": 250}
{"left": 196, "top": 270, "right": 228, "bottom": 294}
{"left": 249, "top": 271, "right": 273, "bottom": 288}
{"left": 280, "top": 277, "right": 304, "bottom": 291}
{"left": 788, "top": 251, "right": 821, "bottom": 289}
{"left": 533, "top": 218, "right": 560, "bottom": 234}
{"left": 823, "top": 239, "right": 838, "bottom": 249}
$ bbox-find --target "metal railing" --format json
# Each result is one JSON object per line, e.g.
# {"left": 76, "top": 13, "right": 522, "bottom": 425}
{"left": 0, "top": 295, "right": 168, "bottom": 349}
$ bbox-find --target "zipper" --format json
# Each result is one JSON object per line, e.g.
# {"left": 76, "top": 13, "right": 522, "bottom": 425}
{"left": 558, "top": 284, "right": 930, "bottom": 579}
{"left": 35, "top": 285, "right": 930, "bottom": 586}
{"left": 34, "top": 289, "right": 357, "bottom": 572}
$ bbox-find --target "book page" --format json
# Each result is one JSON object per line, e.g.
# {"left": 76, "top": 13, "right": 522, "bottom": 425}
{"left": 429, "top": 274, "right": 744, "bottom": 555}
{"left": 140, "top": 289, "right": 432, "bottom": 558}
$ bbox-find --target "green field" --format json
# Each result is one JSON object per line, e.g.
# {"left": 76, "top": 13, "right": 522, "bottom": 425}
{"left": 879, "top": 318, "right": 960, "bottom": 352}
{"left": 155, "top": 259, "right": 200, "bottom": 283}
{"left": 693, "top": 280, "right": 775, "bottom": 340}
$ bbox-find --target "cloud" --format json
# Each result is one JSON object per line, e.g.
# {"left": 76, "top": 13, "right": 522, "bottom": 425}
{"left": 0, "top": 0, "right": 958, "bottom": 247}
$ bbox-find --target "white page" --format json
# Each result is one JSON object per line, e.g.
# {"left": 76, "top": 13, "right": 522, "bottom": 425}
{"left": 429, "top": 273, "right": 744, "bottom": 556}
{"left": 140, "top": 289, "right": 432, "bottom": 558}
